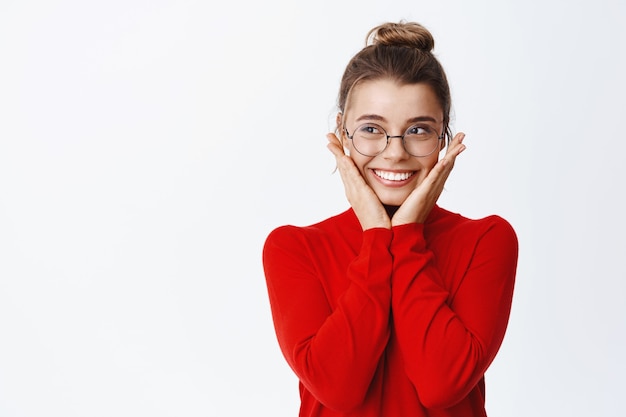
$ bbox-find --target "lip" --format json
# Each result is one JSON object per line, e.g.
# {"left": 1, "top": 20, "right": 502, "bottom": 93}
{"left": 370, "top": 169, "right": 417, "bottom": 187}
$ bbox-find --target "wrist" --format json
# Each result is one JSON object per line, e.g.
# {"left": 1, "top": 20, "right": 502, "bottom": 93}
{"left": 362, "top": 218, "right": 391, "bottom": 230}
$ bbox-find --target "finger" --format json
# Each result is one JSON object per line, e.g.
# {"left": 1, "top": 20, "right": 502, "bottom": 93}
{"left": 326, "top": 133, "right": 346, "bottom": 158}
{"left": 326, "top": 133, "right": 343, "bottom": 149}
{"left": 441, "top": 133, "right": 466, "bottom": 167}
{"left": 444, "top": 132, "right": 465, "bottom": 155}
{"left": 422, "top": 160, "right": 450, "bottom": 190}
{"left": 326, "top": 133, "right": 363, "bottom": 184}
{"left": 326, "top": 140, "right": 363, "bottom": 184}
{"left": 426, "top": 143, "right": 464, "bottom": 185}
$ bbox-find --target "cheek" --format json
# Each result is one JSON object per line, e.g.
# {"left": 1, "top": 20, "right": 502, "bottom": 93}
{"left": 348, "top": 153, "right": 370, "bottom": 177}
{"left": 429, "top": 155, "right": 440, "bottom": 169}
{"left": 345, "top": 137, "right": 357, "bottom": 157}
{"left": 420, "top": 153, "right": 440, "bottom": 171}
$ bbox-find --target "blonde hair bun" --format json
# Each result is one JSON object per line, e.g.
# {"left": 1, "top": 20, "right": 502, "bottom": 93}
{"left": 366, "top": 21, "right": 435, "bottom": 52}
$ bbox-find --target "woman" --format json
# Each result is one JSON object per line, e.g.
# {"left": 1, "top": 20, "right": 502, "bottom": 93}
{"left": 263, "top": 21, "right": 518, "bottom": 417}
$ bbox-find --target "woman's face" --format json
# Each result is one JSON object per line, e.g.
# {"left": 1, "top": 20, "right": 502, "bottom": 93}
{"left": 341, "top": 79, "right": 445, "bottom": 206}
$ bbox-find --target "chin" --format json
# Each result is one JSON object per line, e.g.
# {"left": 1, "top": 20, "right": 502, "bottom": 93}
{"left": 377, "top": 192, "right": 410, "bottom": 207}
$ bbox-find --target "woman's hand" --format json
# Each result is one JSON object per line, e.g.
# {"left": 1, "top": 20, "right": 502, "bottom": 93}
{"left": 391, "top": 133, "right": 467, "bottom": 226}
{"left": 327, "top": 133, "right": 391, "bottom": 230}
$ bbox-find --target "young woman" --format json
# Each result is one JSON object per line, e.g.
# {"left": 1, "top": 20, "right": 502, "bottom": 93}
{"left": 263, "top": 21, "right": 518, "bottom": 417}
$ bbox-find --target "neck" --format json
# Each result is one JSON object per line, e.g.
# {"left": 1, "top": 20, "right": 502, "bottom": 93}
{"left": 384, "top": 204, "right": 399, "bottom": 218}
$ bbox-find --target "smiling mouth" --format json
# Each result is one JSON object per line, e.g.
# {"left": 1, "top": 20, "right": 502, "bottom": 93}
{"left": 373, "top": 170, "right": 416, "bottom": 181}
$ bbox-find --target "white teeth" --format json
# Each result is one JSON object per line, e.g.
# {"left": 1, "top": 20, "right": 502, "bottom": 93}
{"left": 374, "top": 170, "right": 414, "bottom": 181}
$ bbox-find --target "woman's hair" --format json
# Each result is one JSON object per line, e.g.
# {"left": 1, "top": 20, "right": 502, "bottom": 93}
{"left": 338, "top": 21, "right": 452, "bottom": 142}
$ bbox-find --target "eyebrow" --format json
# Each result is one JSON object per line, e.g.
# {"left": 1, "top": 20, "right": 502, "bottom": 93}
{"left": 355, "top": 114, "right": 440, "bottom": 124}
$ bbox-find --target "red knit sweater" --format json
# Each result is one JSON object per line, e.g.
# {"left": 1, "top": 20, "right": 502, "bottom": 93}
{"left": 263, "top": 205, "right": 518, "bottom": 416}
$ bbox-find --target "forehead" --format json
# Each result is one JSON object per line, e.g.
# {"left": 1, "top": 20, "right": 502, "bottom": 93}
{"left": 346, "top": 79, "right": 443, "bottom": 123}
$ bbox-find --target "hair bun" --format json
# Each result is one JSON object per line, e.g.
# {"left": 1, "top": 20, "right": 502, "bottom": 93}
{"left": 366, "top": 21, "right": 434, "bottom": 52}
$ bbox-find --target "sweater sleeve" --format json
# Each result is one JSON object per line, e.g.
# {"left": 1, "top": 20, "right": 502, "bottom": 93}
{"left": 390, "top": 218, "right": 518, "bottom": 409}
{"left": 262, "top": 225, "right": 394, "bottom": 412}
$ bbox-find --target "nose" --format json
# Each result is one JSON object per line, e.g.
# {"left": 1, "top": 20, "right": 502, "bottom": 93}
{"left": 382, "top": 135, "right": 409, "bottom": 160}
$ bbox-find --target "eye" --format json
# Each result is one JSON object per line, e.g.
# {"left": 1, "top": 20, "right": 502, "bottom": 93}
{"left": 356, "top": 123, "right": 385, "bottom": 137}
{"left": 406, "top": 125, "right": 434, "bottom": 136}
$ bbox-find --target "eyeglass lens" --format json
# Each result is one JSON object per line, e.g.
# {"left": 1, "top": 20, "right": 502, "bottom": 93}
{"left": 350, "top": 123, "right": 441, "bottom": 157}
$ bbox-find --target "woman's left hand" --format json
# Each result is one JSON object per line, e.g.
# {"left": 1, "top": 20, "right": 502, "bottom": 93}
{"left": 391, "top": 132, "right": 467, "bottom": 226}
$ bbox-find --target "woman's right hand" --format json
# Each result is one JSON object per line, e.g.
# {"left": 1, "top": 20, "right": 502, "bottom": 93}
{"left": 327, "top": 133, "right": 391, "bottom": 230}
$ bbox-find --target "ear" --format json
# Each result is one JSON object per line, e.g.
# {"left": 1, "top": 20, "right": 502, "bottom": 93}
{"left": 336, "top": 112, "right": 347, "bottom": 147}
{"left": 335, "top": 113, "right": 352, "bottom": 156}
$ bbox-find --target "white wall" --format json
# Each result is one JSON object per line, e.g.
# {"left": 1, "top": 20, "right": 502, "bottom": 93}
{"left": 1, "top": 0, "right": 624, "bottom": 416}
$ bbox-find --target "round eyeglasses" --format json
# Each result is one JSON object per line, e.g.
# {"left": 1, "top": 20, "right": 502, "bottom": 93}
{"left": 344, "top": 123, "right": 445, "bottom": 157}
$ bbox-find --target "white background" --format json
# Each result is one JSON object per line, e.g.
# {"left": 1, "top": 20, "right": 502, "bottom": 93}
{"left": 1, "top": 0, "right": 625, "bottom": 416}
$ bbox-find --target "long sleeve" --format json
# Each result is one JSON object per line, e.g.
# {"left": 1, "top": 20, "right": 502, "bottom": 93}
{"left": 390, "top": 216, "right": 518, "bottom": 409}
{"left": 262, "top": 224, "right": 394, "bottom": 412}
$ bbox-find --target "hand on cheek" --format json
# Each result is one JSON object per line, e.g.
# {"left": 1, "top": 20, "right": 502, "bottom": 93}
{"left": 327, "top": 133, "right": 391, "bottom": 230}
{"left": 392, "top": 132, "right": 466, "bottom": 226}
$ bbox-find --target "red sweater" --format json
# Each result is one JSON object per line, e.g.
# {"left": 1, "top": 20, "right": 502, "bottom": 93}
{"left": 263, "top": 205, "right": 518, "bottom": 416}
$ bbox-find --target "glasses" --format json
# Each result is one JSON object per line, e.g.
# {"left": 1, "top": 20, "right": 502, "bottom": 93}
{"left": 344, "top": 123, "right": 445, "bottom": 157}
